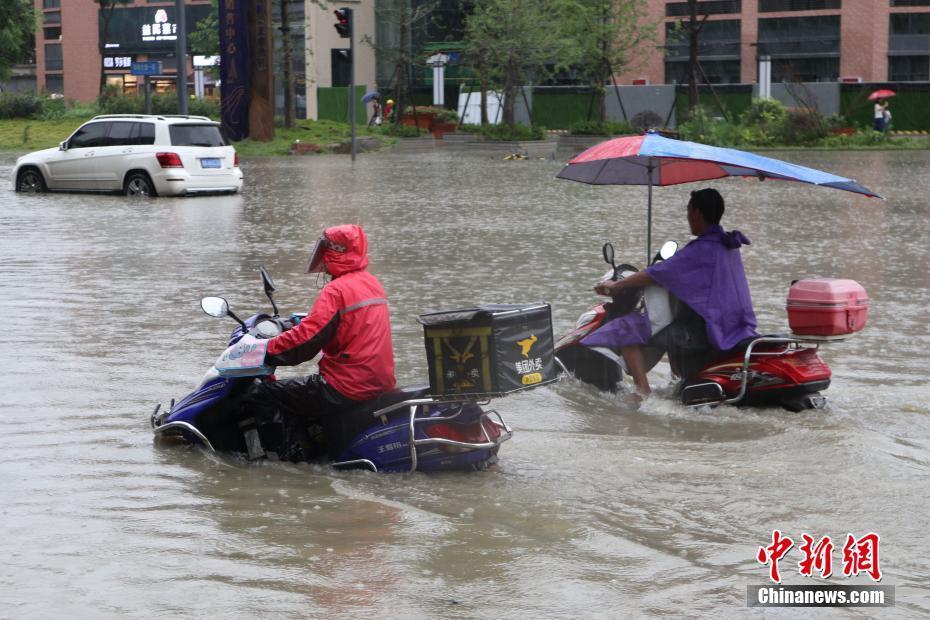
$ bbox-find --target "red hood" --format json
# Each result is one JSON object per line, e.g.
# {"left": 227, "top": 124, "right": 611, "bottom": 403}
{"left": 323, "top": 224, "right": 369, "bottom": 277}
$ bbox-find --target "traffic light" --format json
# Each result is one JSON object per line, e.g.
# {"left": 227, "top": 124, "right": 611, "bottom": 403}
{"left": 334, "top": 8, "right": 352, "bottom": 39}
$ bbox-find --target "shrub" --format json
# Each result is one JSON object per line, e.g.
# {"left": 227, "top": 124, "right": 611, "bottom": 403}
{"left": 630, "top": 110, "right": 664, "bottom": 132}
{"left": 569, "top": 120, "right": 636, "bottom": 136}
{"left": 480, "top": 123, "right": 546, "bottom": 141}
{"left": 96, "top": 87, "right": 220, "bottom": 118}
{"left": 187, "top": 97, "right": 221, "bottom": 119}
{"left": 0, "top": 93, "right": 43, "bottom": 119}
{"left": 403, "top": 105, "right": 458, "bottom": 122}
{"left": 741, "top": 98, "right": 787, "bottom": 134}
{"left": 97, "top": 87, "right": 144, "bottom": 114}
{"left": 781, "top": 108, "right": 827, "bottom": 144}
{"left": 677, "top": 106, "right": 737, "bottom": 145}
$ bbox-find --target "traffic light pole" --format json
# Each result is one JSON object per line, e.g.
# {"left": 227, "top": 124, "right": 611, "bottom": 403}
{"left": 349, "top": 13, "right": 356, "bottom": 162}
{"left": 175, "top": 0, "right": 187, "bottom": 115}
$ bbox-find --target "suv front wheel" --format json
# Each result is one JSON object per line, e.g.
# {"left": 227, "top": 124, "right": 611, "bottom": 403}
{"left": 124, "top": 172, "right": 157, "bottom": 197}
{"left": 16, "top": 167, "right": 47, "bottom": 193}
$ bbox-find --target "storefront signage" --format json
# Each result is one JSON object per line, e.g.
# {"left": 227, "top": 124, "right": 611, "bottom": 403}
{"left": 99, "top": 5, "right": 211, "bottom": 54}
{"left": 103, "top": 56, "right": 133, "bottom": 69}
{"left": 141, "top": 9, "right": 177, "bottom": 42}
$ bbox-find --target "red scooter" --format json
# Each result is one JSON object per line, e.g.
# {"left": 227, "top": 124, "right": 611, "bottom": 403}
{"left": 554, "top": 242, "right": 865, "bottom": 411}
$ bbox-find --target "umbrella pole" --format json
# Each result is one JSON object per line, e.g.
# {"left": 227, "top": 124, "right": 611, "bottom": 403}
{"left": 647, "top": 160, "right": 654, "bottom": 265}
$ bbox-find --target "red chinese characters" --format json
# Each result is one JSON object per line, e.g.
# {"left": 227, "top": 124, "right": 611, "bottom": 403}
{"left": 757, "top": 530, "right": 882, "bottom": 583}
{"left": 842, "top": 532, "right": 882, "bottom": 581}
{"left": 798, "top": 534, "right": 834, "bottom": 578}
{"left": 757, "top": 529, "right": 794, "bottom": 583}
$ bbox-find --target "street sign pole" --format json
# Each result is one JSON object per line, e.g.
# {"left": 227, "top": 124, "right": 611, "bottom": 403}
{"left": 131, "top": 61, "right": 162, "bottom": 115}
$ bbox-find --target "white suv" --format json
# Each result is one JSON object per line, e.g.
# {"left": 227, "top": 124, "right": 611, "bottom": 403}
{"left": 12, "top": 114, "right": 243, "bottom": 197}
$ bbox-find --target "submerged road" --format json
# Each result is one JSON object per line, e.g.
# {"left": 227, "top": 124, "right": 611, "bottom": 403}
{"left": 1, "top": 147, "right": 928, "bottom": 617}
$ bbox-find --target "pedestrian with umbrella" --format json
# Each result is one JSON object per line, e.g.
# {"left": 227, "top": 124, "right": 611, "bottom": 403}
{"left": 868, "top": 89, "right": 895, "bottom": 134}
{"left": 362, "top": 90, "right": 382, "bottom": 127}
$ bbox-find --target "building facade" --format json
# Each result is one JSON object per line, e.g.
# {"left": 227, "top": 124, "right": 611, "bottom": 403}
{"left": 304, "top": 0, "right": 376, "bottom": 120}
{"left": 620, "top": 0, "right": 930, "bottom": 85}
{"left": 35, "top": 0, "right": 214, "bottom": 102}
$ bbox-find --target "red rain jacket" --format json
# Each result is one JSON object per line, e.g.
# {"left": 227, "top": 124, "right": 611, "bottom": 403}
{"left": 265, "top": 225, "right": 396, "bottom": 401}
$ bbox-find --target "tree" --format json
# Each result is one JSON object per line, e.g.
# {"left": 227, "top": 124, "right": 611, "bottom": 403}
{"left": 568, "top": 0, "right": 655, "bottom": 124}
{"left": 463, "top": 0, "right": 576, "bottom": 126}
{"left": 0, "top": 0, "right": 37, "bottom": 82}
{"left": 97, "top": 0, "right": 133, "bottom": 94}
{"left": 188, "top": 0, "right": 219, "bottom": 56}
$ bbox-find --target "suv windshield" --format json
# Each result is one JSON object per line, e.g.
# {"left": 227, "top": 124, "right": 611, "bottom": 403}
{"left": 169, "top": 124, "right": 226, "bottom": 147}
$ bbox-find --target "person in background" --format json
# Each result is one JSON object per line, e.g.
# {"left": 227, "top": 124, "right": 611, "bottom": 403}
{"left": 368, "top": 96, "right": 383, "bottom": 127}
{"left": 384, "top": 98, "right": 395, "bottom": 122}
{"left": 874, "top": 98, "right": 889, "bottom": 133}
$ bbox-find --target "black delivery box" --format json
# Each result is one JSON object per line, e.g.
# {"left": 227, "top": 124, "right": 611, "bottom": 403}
{"left": 417, "top": 303, "right": 556, "bottom": 396}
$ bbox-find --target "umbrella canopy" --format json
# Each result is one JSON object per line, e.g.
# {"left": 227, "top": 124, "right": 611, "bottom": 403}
{"left": 868, "top": 89, "right": 896, "bottom": 101}
{"left": 361, "top": 91, "right": 380, "bottom": 104}
{"left": 556, "top": 131, "right": 880, "bottom": 261}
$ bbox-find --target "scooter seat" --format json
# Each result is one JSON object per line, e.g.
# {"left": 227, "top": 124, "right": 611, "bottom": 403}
{"left": 350, "top": 384, "right": 432, "bottom": 416}
{"left": 727, "top": 333, "right": 795, "bottom": 353}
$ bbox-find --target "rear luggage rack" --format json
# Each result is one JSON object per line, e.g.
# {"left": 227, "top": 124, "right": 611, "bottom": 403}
{"left": 330, "top": 395, "right": 513, "bottom": 472}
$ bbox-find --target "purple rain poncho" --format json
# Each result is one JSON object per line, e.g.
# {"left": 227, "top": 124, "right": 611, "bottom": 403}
{"left": 580, "top": 224, "right": 758, "bottom": 352}
{"left": 644, "top": 224, "right": 758, "bottom": 351}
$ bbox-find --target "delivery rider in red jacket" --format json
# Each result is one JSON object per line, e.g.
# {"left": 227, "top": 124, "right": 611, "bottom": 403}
{"left": 246, "top": 224, "right": 396, "bottom": 460}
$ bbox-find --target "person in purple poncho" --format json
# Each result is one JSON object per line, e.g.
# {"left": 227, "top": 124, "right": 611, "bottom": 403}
{"left": 594, "top": 188, "right": 758, "bottom": 396}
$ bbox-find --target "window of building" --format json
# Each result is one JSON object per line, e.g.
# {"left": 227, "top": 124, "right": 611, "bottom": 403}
{"left": 771, "top": 57, "right": 839, "bottom": 81}
{"left": 666, "top": 1, "right": 741, "bottom": 16}
{"left": 891, "top": 1, "right": 930, "bottom": 7}
{"left": 888, "top": 13, "right": 930, "bottom": 54}
{"left": 891, "top": 12, "right": 930, "bottom": 34}
{"left": 331, "top": 49, "right": 351, "bottom": 87}
{"left": 889, "top": 55, "right": 930, "bottom": 79}
{"left": 45, "top": 75, "right": 63, "bottom": 94}
{"left": 43, "top": 0, "right": 60, "bottom": 8}
{"left": 760, "top": 0, "right": 840, "bottom": 10}
{"left": 757, "top": 15, "right": 841, "bottom": 56}
{"left": 44, "top": 26, "right": 62, "bottom": 41}
{"left": 665, "top": 19, "right": 741, "bottom": 59}
{"left": 43, "top": 11, "right": 61, "bottom": 24}
{"left": 44, "top": 43, "right": 63, "bottom": 71}
{"left": 665, "top": 59, "right": 742, "bottom": 83}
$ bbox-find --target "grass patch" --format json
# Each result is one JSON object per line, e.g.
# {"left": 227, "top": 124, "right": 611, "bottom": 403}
{"left": 0, "top": 117, "right": 388, "bottom": 156}
{"left": 234, "top": 120, "right": 387, "bottom": 156}
{"left": 0, "top": 117, "right": 93, "bottom": 152}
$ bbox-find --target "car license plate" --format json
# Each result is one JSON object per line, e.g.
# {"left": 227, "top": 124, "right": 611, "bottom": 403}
{"left": 200, "top": 158, "right": 221, "bottom": 169}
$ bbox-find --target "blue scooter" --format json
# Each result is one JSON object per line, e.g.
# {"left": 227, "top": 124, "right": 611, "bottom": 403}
{"left": 151, "top": 267, "right": 511, "bottom": 472}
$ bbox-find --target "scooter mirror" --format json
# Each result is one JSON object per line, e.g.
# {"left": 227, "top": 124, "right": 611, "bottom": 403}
{"left": 659, "top": 241, "right": 678, "bottom": 261}
{"left": 602, "top": 242, "right": 616, "bottom": 267}
{"left": 259, "top": 266, "right": 280, "bottom": 317}
{"left": 201, "top": 296, "right": 229, "bottom": 318}
{"left": 260, "top": 266, "right": 276, "bottom": 293}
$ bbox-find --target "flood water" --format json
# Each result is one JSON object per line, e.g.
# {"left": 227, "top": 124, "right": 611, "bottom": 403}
{"left": 1, "top": 145, "right": 928, "bottom": 618}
